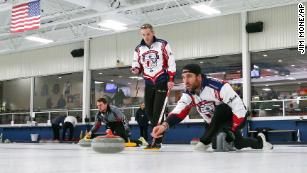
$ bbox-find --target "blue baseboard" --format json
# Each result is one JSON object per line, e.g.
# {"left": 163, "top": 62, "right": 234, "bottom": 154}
{"left": 1, "top": 120, "right": 306, "bottom": 143}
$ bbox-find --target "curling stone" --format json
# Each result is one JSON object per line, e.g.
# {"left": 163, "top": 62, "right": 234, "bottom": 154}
{"left": 214, "top": 132, "right": 235, "bottom": 152}
{"left": 78, "top": 138, "right": 92, "bottom": 147}
{"left": 4, "top": 139, "right": 11, "bottom": 143}
{"left": 91, "top": 130, "right": 125, "bottom": 153}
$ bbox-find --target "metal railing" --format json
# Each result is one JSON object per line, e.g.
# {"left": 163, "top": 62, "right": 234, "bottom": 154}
{"left": 1, "top": 98, "right": 306, "bottom": 125}
{"left": 0, "top": 105, "right": 204, "bottom": 125}
{"left": 251, "top": 98, "right": 307, "bottom": 117}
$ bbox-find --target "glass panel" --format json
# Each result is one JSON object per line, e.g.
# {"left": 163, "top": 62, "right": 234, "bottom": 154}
{"left": 285, "top": 98, "right": 307, "bottom": 116}
{"left": 14, "top": 113, "right": 31, "bottom": 124}
{"left": 251, "top": 100, "right": 283, "bottom": 117}
{"left": 35, "top": 112, "right": 49, "bottom": 123}
{"left": 251, "top": 48, "right": 307, "bottom": 117}
{"left": 91, "top": 67, "right": 144, "bottom": 109}
{"left": 0, "top": 114, "right": 12, "bottom": 124}
{"left": 34, "top": 72, "right": 83, "bottom": 111}
{"left": 0, "top": 78, "right": 31, "bottom": 113}
{"left": 91, "top": 54, "right": 242, "bottom": 121}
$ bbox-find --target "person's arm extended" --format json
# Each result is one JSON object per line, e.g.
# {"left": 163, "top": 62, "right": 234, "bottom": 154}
{"left": 165, "top": 93, "right": 193, "bottom": 127}
{"left": 152, "top": 93, "right": 193, "bottom": 138}
{"left": 220, "top": 83, "right": 247, "bottom": 132}
{"left": 89, "top": 113, "right": 103, "bottom": 134}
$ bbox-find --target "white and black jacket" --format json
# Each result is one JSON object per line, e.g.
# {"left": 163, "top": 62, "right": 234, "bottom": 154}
{"left": 132, "top": 36, "right": 176, "bottom": 85}
{"left": 165, "top": 75, "right": 247, "bottom": 132}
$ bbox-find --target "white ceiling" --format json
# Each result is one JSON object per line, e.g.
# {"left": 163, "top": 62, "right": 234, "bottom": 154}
{"left": 0, "top": 0, "right": 305, "bottom": 54}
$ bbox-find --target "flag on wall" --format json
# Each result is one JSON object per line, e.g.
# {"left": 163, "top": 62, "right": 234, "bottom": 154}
{"left": 10, "top": 0, "right": 41, "bottom": 33}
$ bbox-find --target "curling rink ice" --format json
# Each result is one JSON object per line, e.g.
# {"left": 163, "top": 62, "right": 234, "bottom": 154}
{"left": 0, "top": 143, "right": 307, "bottom": 173}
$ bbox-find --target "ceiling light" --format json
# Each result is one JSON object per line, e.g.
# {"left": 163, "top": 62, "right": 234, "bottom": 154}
{"left": 25, "top": 36, "right": 54, "bottom": 44}
{"left": 191, "top": 4, "right": 221, "bottom": 15}
{"left": 95, "top": 81, "right": 104, "bottom": 84}
{"left": 278, "top": 59, "right": 283, "bottom": 63}
{"left": 110, "top": 80, "right": 114, "bottom": 82}
{"left": 262, "top": 88, "right": 271, "bottom": 91}
{"left": 98, "top": 20, "right": 127, "bottom": 31}
{"left": 265, "top": 85, "right": 269, "bottom": 87}
{"left": 291, "top": 64, "right": 295, "bottom": 67}
{"left": 129, "top": 76, "right": 143, "bottom": 80}
{"left": 199, "top": 61, "right": 204, "bottom": 64}
{"left": 58, "top": 76, "right": 62, "bottom": 79}
{"left": 99, "top": 72, "right": 103, "bottom": 75}
{"left": 263, "top": 54, "right": 268, "bottom": 57}
{"left": 287, "top": 77, "right": 296, "bottom": 80}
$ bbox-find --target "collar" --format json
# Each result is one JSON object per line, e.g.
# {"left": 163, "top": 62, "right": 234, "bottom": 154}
{"left": 140, "top": 36, "right": 157, "bottom": 46}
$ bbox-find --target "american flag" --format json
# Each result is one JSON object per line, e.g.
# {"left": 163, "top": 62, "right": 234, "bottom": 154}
{"left": 10, "top": 0, "right": 41, "bottom": 33}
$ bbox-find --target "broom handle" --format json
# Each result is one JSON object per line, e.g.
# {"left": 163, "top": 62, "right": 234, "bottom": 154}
{"left": 151, "top": 89, "right": 170, "bottom": 145}
{"left": 157, "top": 89, "right": 170, "bottom": 125}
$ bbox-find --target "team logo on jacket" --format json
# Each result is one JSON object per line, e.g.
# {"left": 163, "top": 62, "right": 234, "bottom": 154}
{"left": 142, "top": 50, "right": 159, "bottom": 72}
{"left": 197, "top": 102, "right": 215, "bottom": 116}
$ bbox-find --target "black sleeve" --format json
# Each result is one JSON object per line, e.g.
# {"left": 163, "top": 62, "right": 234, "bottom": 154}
{"left": 135, "top": 109, "right": 140, "bottom": 122}
{"left": 165, "top": 115, "right": 184, "bottom": 127}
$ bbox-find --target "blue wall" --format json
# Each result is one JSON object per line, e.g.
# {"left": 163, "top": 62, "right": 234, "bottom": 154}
{"left": 1, "top": 120, "right": 307, "bottom": 143}
{"left": 248, "top": 120, "right": 307, "bottom": 142}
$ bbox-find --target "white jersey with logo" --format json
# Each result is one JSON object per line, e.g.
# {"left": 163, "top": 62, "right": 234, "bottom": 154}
{"left": 132, "top": 37, "right": 176, "bottom": 84}
{"left": 166, "top": 76, "right": 246, "bottom": 131}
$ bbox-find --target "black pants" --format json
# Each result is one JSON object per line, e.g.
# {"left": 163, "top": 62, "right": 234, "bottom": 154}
{"left": 106, "top": 122, "right": 142, "bottom": 146}
{"left": 145, "top": 81, "right": 168, "bottom": 144}
{"left": 200, "top": 104, "right": 263, "bottom": 149}
{"left": 51, "top": 124, "right": 61, "bottom": 140}
{"left": 139, "top": 125, "right": 148, "bottom": 141}
{"left": 62, "top": 122, "right": 74, "bottom": 141}
{"left": 107, "top": 122, "right": 129, "bottom": 142}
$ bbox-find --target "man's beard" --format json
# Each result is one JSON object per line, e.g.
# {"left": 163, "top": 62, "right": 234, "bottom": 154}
{"left": 188, "top": 85, "right": 198, "bottom": 94}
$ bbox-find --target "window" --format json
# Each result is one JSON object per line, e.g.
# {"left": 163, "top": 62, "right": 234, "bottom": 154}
{"left": 251, "top": 48, "right": 307, "bottom": 117}
{"left": 34, "top": 72, "right": 83, "bottom": 123}
{"left": 0, "top": 78, "right": 31, "bottom": 124}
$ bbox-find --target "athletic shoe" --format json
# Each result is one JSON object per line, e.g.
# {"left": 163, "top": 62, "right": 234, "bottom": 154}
{"left": 144, "top": 143, "right": 161, "bottom": 150}
{"left": 138, "top": 137, "right": 149, "bottom": 146}
{"left": 258, "top": 133, "right": 273, "bottom": 150}
{"left": 223, "top": 141, "right": 236, "bottom": 151}
{"left": 194, "top": 142, "right": 210, "bottom": 151}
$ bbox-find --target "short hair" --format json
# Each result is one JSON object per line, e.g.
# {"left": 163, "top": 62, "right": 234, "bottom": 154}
{"left": 140, "top": 23, "right": 153, "bottom": 31}
{"left": 97, "top": 97, "right": 107, "bottom": 104}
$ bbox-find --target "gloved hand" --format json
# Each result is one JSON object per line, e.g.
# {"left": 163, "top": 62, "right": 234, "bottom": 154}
{"left": 84, "top": 132, "right": 91, "bottom": 140}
